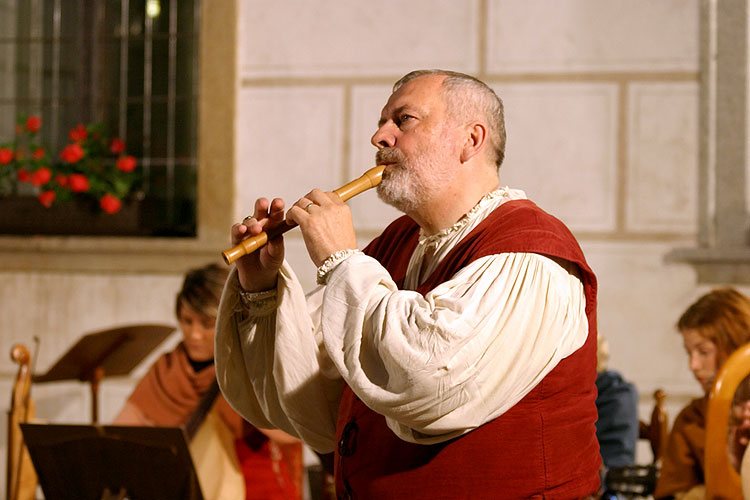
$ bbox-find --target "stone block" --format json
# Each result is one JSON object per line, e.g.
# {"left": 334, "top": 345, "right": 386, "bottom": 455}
{"left": 238, "top": 0, "right": 479, "bottom": 78}
{"left": 487, "top": 0, "right": 699, "bottom": 73}
{"left": 493, "top": 82, "right": 618, "bottom": 232}
{"left": 626, "top": 82, "right": 698, "bottom": 233}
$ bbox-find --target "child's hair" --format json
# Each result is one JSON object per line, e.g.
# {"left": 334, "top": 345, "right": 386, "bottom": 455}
{"left": 175, "top": 263, "right": 229, "bottom": 320}
{"left": 677, "top": 287, "right": 750, "bottom": 359}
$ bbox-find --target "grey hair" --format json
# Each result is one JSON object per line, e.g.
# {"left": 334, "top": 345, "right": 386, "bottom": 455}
{"left": 393, "top": 69, "right": 506, "bottom": 168}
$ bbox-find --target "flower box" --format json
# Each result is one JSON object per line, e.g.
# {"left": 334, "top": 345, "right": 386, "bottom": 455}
{"left": 1, "top": 116, "right": 140, "bottom": 218}
{"left": 0, "top": 195, "right": 154, "bottom": 236}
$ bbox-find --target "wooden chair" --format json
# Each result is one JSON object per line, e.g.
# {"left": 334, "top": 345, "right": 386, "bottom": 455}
{"left": 7, "top": 344, "right": 38, "bottom": 500}
{"left": 705, "top": 342, "right": 750, "bottom": 500}
{"left": 604, "top": 389, "right": 668, "bottom": 498}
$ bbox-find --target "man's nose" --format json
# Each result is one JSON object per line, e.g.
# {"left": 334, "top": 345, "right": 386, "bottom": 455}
{"left": 371, "top": 123, "right": 396, "bottom": 149}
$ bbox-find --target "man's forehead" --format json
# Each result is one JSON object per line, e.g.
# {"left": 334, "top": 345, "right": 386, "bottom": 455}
{"left": 380, "top": 75, "right": 446, "bottom": 117}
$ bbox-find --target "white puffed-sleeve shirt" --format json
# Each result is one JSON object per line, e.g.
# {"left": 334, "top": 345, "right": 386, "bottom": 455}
{"left": 215, "top": 188, "right": 589, "bottom": 453}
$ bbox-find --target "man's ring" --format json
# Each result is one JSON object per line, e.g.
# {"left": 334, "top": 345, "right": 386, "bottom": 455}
{"left": 304, "top": 202, "right": 315, "bottom": 212}
{"left": 242, "top": 215, "right": 253, "bottom": 223}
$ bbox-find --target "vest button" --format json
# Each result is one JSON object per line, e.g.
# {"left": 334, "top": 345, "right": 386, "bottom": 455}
{"left": 338, "top": 420, "right": 358, "bottom": 457}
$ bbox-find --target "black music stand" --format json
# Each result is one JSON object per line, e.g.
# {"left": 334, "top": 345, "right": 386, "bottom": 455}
{"left": 20, "top": 423, "right": 203, "bottom": 500}
{"left": 32, "top": 324, "right": 175, "bottom": 422}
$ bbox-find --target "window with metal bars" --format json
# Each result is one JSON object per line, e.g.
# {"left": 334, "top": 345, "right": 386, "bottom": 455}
{"left": 0, "top": 0, "right": 199, "bottom": 237}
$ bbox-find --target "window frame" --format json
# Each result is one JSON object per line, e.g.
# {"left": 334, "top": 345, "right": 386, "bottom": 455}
{"left": 0, "top": 0, "right": 235, "bottom": 273}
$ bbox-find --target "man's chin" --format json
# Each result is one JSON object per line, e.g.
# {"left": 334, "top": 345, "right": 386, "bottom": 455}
{"left": 377, "top": 183, "right": 414, "bottom": 213}
{"left": 376, "top": 191, "right": 407, "bottom": 213}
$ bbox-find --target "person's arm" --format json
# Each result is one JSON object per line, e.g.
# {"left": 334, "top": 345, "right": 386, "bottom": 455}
{"left": 112, "top": 400, "right": 156, "bottom": 426}
{"left": 653, "top": 407, "right": 704, "bottom": 499}
{"left": 215, "top": 264, "right": 344, "bottom": 453}
{"left": 595, "top": 373, "right": 640, "bottom": 468}
{"left": 216, "top": 192, "right": 354, "bottom": 453}
{"left": 319, "top": 250, "right": 588, "bottom": 444}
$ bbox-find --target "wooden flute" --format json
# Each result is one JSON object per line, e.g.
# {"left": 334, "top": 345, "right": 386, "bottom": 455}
{"left": 222, "top": 165, "right": 386, "bottom": 265}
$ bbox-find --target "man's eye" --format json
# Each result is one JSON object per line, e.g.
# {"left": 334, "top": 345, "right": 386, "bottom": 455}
{"left": 400, "top": 114, "right": 413, "bottom": 122}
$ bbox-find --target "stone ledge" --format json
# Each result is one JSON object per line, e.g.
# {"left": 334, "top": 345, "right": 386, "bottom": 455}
{"left": 666, "top": 247, "right": 750, "bottom": 284}
{"left": 0, "top": 236, "right": 228, "bottom": 274}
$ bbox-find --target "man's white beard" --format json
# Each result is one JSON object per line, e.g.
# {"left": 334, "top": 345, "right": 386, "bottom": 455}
{"left": 376, "top": 147, "right": 454, "bottom": 214}
{"left": 376, "top": 162, "right": 426, "bottom": 213}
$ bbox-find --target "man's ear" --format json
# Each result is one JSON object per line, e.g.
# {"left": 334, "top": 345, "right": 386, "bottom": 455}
{"left": 460, "top": 122, "right": 487, "bottom": 163}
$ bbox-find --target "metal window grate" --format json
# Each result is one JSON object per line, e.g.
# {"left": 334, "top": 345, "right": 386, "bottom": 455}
{"left": 0, "top": 0, "right": 199, "bottom": 236}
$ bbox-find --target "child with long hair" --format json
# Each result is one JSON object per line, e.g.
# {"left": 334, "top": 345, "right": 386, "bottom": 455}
{"left": 654, "top": 287, "right": 750, "bottom": 499}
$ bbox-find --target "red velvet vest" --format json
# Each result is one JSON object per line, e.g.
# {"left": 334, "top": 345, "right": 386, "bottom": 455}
{"left": 333, "top": 199, "right": 601, "bottom": 499}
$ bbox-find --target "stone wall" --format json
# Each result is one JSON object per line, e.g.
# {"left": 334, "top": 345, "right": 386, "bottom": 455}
{"left": 0, "top": 0, "right": 739, "bottom": 493}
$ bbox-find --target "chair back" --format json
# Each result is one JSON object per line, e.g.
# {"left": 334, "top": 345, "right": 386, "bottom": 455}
{"left": 640, "top": 389, "right": 668, "bottom": 463}
{"left": 7, "top": 344, "right": 38, "bottom": 500}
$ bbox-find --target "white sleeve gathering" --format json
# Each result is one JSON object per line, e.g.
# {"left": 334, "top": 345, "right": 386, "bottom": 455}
{"left": 319, "top": 251, "right": 588, "bottom": 444}
{"left": 215, "top": 249, "right": 588, "bottom": 451}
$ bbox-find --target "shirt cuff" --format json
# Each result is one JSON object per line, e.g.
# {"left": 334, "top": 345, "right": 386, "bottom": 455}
{"left": 238, "top": 287, "right": 278, "bottom": 316}
{"left": 316, "top": 249, "right": 363, "bottom": 285}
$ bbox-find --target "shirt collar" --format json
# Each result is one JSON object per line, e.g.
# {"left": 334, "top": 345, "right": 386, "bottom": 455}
{"left": 417, "top": 186, "right": 526, "bottom": 247}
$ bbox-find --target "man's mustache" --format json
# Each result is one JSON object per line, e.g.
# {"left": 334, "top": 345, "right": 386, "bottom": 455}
{"left": 376, "top": 148, "right": 405, "bottom": 166}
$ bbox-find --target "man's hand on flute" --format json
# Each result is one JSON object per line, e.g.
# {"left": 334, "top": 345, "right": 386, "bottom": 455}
{"left": 233, "top": 197, "right": 286, "bottom": 292}
{"left": 286, "top": 189, "right": 358, "bottom": 268}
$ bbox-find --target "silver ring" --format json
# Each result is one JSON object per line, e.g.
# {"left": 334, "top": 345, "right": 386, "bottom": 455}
{"left": 304, "top": 202, "right": 315, "bottom": 212}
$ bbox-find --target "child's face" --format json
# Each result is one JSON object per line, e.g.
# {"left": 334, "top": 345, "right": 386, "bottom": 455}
{"left": 177, "top": 301, "right": 216, "bottom": 362}
{"left": 681, "top": 328, "right": 721, "bottom": 394}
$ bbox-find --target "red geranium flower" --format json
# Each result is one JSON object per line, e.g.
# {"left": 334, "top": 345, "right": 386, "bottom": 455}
{"left": 99, "top": 193, "right": 122, "bottom": 214}
{"left": 5, "top": 117, "right": 140, "bottom": 214}
{"left": 17, "top": 168, "right": 31, "bottom": 182}
{"left": 69, "top": 123, "right": 87, "bottom": 142}
{"left": 0, "top": 147, "right": 12, "bottom": 164}
{"left": 38, "top": 190, "right": 55, "bottom": 207}
{"left": 116, "top": 155, "right": 136, "bottom": 173}
{"left": 26, "top": 116, "right": 42, "bottom": 133}
{"left": 110, "top": 138, "right": 126, "bottom": 154}
{"left": 60, "top": 143, "right": 85, "bottom": 163}
{"left": 54, "top": 174, "right": 68, "bottom": 187}
{"left": 68, "top": 173, "right": 90, "bottom": 192}
{"left": 30, "top": 167, "right": 52, "bottom": 187}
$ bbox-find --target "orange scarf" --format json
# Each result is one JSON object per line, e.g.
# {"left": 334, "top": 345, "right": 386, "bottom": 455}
{"left": 126, "top": 343, "right": 303, "bottom": 499}
{"left": 127, "top": 342, "right": 242, "bottom": 435}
